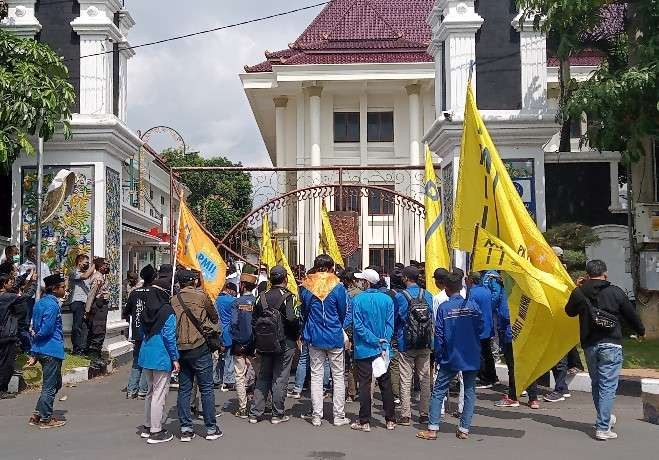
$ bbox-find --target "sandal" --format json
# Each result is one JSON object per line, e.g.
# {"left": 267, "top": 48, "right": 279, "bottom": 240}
{"left": 456, "top": 430, "right": 468, "bottom": 440}
{"left": 416, "top": 430, "right": 438, "bottom": 440}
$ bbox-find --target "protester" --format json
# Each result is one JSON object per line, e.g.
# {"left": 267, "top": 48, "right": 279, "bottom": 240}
{"left": 431, "top": 268, "right": 450, "bottom": 318}
{"left": 85, "top": 258, "right": 109, "bottom": 362}
{"left": 417, "top": 271, "right": 483, "bottom": 441}
{"left": 565, "top": 259, "right": 645, "bottom": 441}
{"left": 348, "top": 268, "right": 396, "bottom": 432}
{"left": 137, "top": 280, "right": 179, "bottom": 444}
{"left": 123, "top": 271, "right": 139, "bottom": 302}
{"left": 395, "top": 265, "right": 434, "bottom": 426}
{"left": 18, "top": 243, "right": 51, "bottom": 324}
{"left": 27, "top": 274, "right": 67, "bottom": 428}
{"left": 0, "top": 273, "right": 30, "bottom": 399}
{"left": 122, "top": 264, "right": 158, "bottom": 399}
{"left": 0, "top": 245, "right": 19, "bottom": 265}
{"left": 230, "top": 273, "right": 258, "bottom": 419}
{"left": 467, "top": 272, "right": 498, "bottom": 389}
{"left": 341, "top": 269, "right": 362, "bottom": 403}
{"left": 249, "top": 266, "right": 301, "bottom": 424}
{"left": 214, "top": 282, "right": 237, "bottom": 391}
{"left": 300, "top": 254, "right": 349, "bottom": 427}
{"left": 171, "top": 269, "right": 222, "bottom": 441}
{"left": 66, "top": 254, "right": 95, "bottom": 355}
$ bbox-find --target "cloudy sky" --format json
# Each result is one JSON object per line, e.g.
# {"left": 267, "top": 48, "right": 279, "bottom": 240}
{"left": 126, "top": 0, "right": 320, "bottom": 165}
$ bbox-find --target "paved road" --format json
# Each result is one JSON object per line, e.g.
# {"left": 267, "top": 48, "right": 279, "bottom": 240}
{"left": 0, "top": 366, "right": 655, "bottom": 460}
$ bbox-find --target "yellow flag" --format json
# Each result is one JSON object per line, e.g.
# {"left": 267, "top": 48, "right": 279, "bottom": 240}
{"left": 453, "top": 84, "right": 578, "bottom": 396}
{"left": 274, "top": 240, "right": 299, "bottom": 300}
{"left": 424, "top": 145, "right": 451, "bottom": 295}
{"left": 260, "top": 214, "right": 277, "bottom": 270}
{"left": 319, "top": 202, "right": 345, "bottom": 268}
{"left": 176, "top": 199, "right": 226, "bottom": 301}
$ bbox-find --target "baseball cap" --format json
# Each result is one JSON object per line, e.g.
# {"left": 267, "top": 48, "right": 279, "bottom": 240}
{"left": 402, "top": 265, "right": 420, "bottom": 282}
{"left": 270, "top": 265, "right": 287, "bottom": 281}
{"left": 354, "top": 268, "right": 380, "bottom": 285}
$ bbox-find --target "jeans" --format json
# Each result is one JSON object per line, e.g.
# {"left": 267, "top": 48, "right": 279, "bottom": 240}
{"left": 177, "top": 350, "right": 218, "bottom": 433}
{"left": 584, "top": 343, "right": 623, "bottom": 432}
{"left": 214, "top": 349, "right": 235, "bottom": 385}
{"left": 126, "top": 341, "right": 148, "bottom": 396}
{"left": 293, "top": 342, "right": 330, "bottom": 392}
{"left": 251, "top": 344, "right": 296, "bottom": 418}
{"left": 428, "top": 367, "right": 477, "bottom": 433}
{"left": 478, "top": 338, "right": 498, "bottom": 384}
{"left": 35, "top": 354, "right": 62, "bottom": 421}
{"left": 309, "top": 345, "right": 345, "bottom": 421}
{"left": 502, "top": 342, "right": 538, "bottom": 401}
{"left": 70, "top": 301, "right": 87, "bottom": 354}
{"left": 356, "top": 355, "right": 396, "bottom": 424}
{"left": 551, "top": 355, "right": 569, "bottom": 394}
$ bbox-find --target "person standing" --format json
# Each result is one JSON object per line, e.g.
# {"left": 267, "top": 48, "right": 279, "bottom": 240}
{"left": 0, "top": 273, "right": 30, "bottom": 399}
{"left": 214, "top": 282, "right": 237, "bottom": 391}
{"left": 249, "top": 266, "right": 301, "bottom": 424}
{"left": 467, "top": 272, "right": 498, "bottom": 389}
{"left": 18, "top": 243, "right": 51, "bottom": 326}
{"left": 395, "top": 265, "right": 434, "bottom": 426}
{"left": 67, "top": 254, "right": 95, "bottom": 356}
{"left": 171, "top": 270, "right": 222, "bottom": 441}
{"left": 230, "top": 273, "right": 258, "bottom": 419}
{"left": 27, "top": 274, "right": 67, "bottom": 428}
{"left": 122, "top": 264, "right": 157, "bottom": 399}
{"left": 565, "top": 259, "right": 645, "bottom": 441}
{"left": 300, "top": 254, "right": 349, "bottom": 427}
{"left": 138, "top": 281, "right": 179, "bottom": 444}
{"left": 85, "top": 258, "right": 109, "bottom": 362}
{"left": 417, "top": 272, "right": 483, "bottom": 441}
{"left": 348, "top": 269, "right": 396, "bottom": 432}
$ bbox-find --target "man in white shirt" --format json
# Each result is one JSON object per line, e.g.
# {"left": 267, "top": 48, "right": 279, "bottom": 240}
{"left": 18, "top": 243, "right": 51, "bottom": 324}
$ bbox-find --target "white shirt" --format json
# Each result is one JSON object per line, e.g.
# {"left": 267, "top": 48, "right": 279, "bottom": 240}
{"left": 18, "top": 259, "right": 51, "bottom": 298}
{"left": 432, "top": 290, "right": 449, "bottom": 320}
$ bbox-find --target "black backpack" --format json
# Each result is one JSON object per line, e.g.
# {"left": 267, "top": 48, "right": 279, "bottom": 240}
{"left": 402, "top": 289, "right": 432, "bottom": 349}
{"left": 253, "top": 291, "right": 289, "bottom": 354}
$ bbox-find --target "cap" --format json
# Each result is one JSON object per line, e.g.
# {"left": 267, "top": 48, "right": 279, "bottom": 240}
{"left": 44, "top": 273, "right": 65, "bottom": 289}
{"left": 402, "top": 265, "right": 420, "bottom": 282}
{"left": 354, "top": 268, "right": 380, "bottom": 285}
{"left": 551, "top": 246, "right": 564, "bottom": 257}
{"left": 270, "top": 265, "right": 287, "bottom": 281}
{"left": 433, "top": 267, "right": 450, "bottom": 281}
{"left": 177, "top": 269, "right": 198, "bottom": 283}
{"left": 240, "top": 273, "right": 258, "bottom": 284}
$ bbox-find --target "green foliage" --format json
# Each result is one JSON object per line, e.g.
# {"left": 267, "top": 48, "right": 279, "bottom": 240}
{"left": 0, "top": 29, "right": 75, "bottom": 166}
{"left": 162, "top": 149, "right": 252, "bottom": 239}
{"left": 544, "top": 222, "right": 599, "bottom": 250}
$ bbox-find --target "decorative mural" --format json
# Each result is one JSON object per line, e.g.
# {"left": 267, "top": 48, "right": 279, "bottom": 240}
{"left": 21, "top": 166, "right": 94, "bottom": 282}
{"left": 442, "top": 164, "right": 454, "bottom": 247}
{"left": 105, "top": 167, "right": 121, "bottom": 311}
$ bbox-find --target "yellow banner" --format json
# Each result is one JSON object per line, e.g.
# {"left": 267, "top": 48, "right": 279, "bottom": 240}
{"left": 260, "top": 214, "right": 277, "bottom": 270}
{"left": 274, "top": 239, "right": 299, "bottom": 302}
{"left": 424, "top": 145, "right": 451, "bottom": 295}
{"left": 176, "top": 199, "right": 227, "bottom": 301}
{"left": 453, "top": 84, "right": 578, "bottom": 396}
{"left": 319, "top": 202, "right": 345, "bottom": 268}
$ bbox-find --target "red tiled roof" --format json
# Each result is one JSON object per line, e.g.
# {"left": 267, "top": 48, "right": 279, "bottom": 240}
{"left": 245, "top": 0, "right": 434, "bottom": 72}
{"left": 548, "top": 49, "right": 606, "bottom": 67}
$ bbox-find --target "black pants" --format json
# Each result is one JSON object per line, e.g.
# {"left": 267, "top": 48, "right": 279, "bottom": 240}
{"left": 478, "top": 338, "right": 498, "bottom": 384}
{"left": 70, "top": 301, "right": 87, "bottom": 354}
{"left": 86, "top": 299, "right": 108, "bottom": 360}
{"left": 0, "top": 342, "right": 17, "bottom": 392}
{"left": 502, "top": 342, "right": 538, "bottom": 401}
{"left": 356, "top": 355, "right": 395, "bottom": 424}
{"left": 250, "top": 344, "right": 296, "bottom": 418}
{"left": 550, "top": 355, "right": 569, "bottom": 393}
{"left": 567, "top": 347, "right": 584, "bottom": 370}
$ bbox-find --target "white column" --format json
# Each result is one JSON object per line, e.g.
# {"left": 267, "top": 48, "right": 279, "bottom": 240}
{"left": 0, "top": 1, "right": 41, "bottom": 37}
{"left": 407, "top": 84, "right": 423, "bottom": 262}
{"left": 307, "top": 86, "right": 323, "bottom": 262}
{"left": 274, "top": 96, "right": 288, "bottom": 235}
{"left": 359, "top": 90, "right": 369, "bottom": 266}
{"left": 512, "top": 13, "right": 547, "bottom": 112}
{"left": 609, "top": 160, "right": 621, "bottom": 210}
{"left": 117, "top": 9, "right": 136, "bottom": 123}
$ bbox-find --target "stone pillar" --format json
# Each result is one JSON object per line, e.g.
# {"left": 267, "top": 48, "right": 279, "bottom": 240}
{"left": 512, "top": 13, "right": 547, "bottom": 112}
{"left": 274, "top": 96, "right": 289, "bottom": 237}
{"left": 0, "top": 1, "right": 41, "bottom": 37}
{"left": 307, "top": 86, "right": 322, "bottom": 261}
{"left": 117, "top": 9, "right": 136, "bottom": 123}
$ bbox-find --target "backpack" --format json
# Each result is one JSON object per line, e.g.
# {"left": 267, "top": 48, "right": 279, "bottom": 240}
{"left": 253, "top": 291, "right": 289, "bottom": 354}
{"left": 0, "top": 294, "right": 19, "bottom": 342}
{"left": 231, "top": 296, "right": 255, "bottom": 353}
{"left": 402, "top": 289, "right": 432, "bottom": 349}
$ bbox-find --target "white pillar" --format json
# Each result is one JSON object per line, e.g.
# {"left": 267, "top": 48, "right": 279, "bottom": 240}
{"left": 274, "top": 96, "right": 289, "bottom": 236}
{"left": 296, "top": 95, "right": 306, "bottom": 266}
{"left": 512, "top": 13, "right": 547, "bottom": 112}
{"left": 359, "top": 90, "right": 369, "bottom": 266}
{"left": 609, "top": 160, "right": 621, "bottom": 210}
{"left": 0, "top": 1, "right": 42, "bottom": 37}
{"left": 307, "top": 86, "right": 323, "bottom": 262}
{"left": 117, "top": 9, "right": 136, "bottom": 123}
{"left": 407, "top": 83, "right": 423, "bottom": 262}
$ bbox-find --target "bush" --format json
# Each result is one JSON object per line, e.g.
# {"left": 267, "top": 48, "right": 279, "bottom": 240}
{"left": 544, "top": 223, "right": 599, "bottom": 250}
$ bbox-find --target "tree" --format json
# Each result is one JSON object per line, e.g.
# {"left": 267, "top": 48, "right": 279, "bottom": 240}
{"left": 162, "top": 149, "right": 253, "bottom": 239}
{"left": 0, "top": 28, "right": 75, "bottom": 165}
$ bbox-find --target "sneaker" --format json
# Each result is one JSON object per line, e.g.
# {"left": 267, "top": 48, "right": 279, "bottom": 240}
{"left": 568, "top": 367, "right": 581, "bottom": 375}
{"left": 476, "top": 381, "right": 494, "bottom": 389}
{"left": 394, "top": 397, "right": 401, "bottom": 405}
{"left": 529, "top": 400, "right": 540, "bottom": 410}
{"left": 521, "top": 390, "right": 528, "bottom": 397}
{"left": 28, "top": 414, "right": 41, "bottom": 426}
{"left": 311, "top": 417, "right": 322, "bottom": 427}
{"left": 345, "top": 396, "right": 354, "bottom": 403}
{"left": 350, "top": 422, "right": 371, "bottom": 432}
{"left": 456, "top": 430, "right": 469, "bottom": 440}
{"left": 137, "top": 393, "right": 146, "bottom": 400}
{"left": 608, "top": 414, "right": 617, "bottom": 431}
{"left": 595, "top": 430, "right": 618, "bottom": 441}
{"left": 220, "top": 383, "right": 236, "bottom": 392}
{"left": 126, "top": 392, "right": 137, "bottom": 400}
{"left": 301, "top": 411, "right": 314, "bottom": 420}
{"left": 271, "top": 415, "right": 290, "bottom": 425}
{"left": 543, "top": 391, "right": 565, "bottom": 403}
{"left": 334, "top": 417, "right": 350, "bottom": 427}
{"left": 495, "top": 397, "right": 520, "bottom": 407}
{"left": 233, "top": 408, "right": 248, "bottom": 419}
{"left": 180, "top": 431, "right": 195, "bottom": 442}
{"left": 419, "top": 415, "right": 429, "bottom": 424}
{"left": 248, "top": 417, "right": 259, "bottom": 424}
{"left": 397, "top": 416, "right": 411, "bottom": 426}
{"left": 287, "top": 390, "right": 302, "bottom": 399}
{"left": 147, "top": 430, "right": 173, "bottom": 444}
{"left": 139, "top": 425, "right": 151, "bottom": 438}
{"left": 38, "top": 418, "right": 66, "bottom": 429}
{"left": 563, "top": 393, "right": 572, "bottom": 398}
{"left": 386, "top": 421, "right": 396, "bottom": 430}
{"left": 205, "top": 427, "right": 223, "bottom": 441}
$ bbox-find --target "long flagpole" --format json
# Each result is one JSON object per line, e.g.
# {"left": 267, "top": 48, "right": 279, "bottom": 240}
{"left": 35, "top": 135, "right": 44, "bottom": 300}
{"left": 170, "top": 192, "right": 182, "bottom": 296}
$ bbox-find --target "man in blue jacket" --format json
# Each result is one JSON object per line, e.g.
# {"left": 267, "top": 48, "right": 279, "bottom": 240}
{"left": 214, "top": 282, "right": 237, "bottom": 391}
{"left": 27, "top": 274, "right": 67, "bottom": 429}
{"left": 300, "top": 254, "right": 349, "bottom": 428}
{"left": 417, "top": 271, "right": 483, "bottom": 441}
{"left": 348, "top": 269, "right": 396, "bottom": 432}
{"left": 467, "top": 272, "right": 498, "bottom": 389}
{"left": 230, "top": 273, "right": 257, "bottom": 419}
{"left": 394, "top": 265, "right": 434, "bottom": 426}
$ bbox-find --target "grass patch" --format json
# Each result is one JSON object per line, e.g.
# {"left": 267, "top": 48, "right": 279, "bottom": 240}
{"left": 16, "top": 352, "right": 91, "bottom": 387}
{"left": 575, "top": 338, "right": 659, "bottom": 371}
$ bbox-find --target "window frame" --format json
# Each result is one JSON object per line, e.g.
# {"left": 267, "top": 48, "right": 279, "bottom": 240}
{"left": 333, "top": 111, "right": 360, "bottom": 143}
{"left": 368, "top": 184, "right": 395, "bottom": 216}
{"left": 367, "top": 111, "right": 394, "bottom": 143}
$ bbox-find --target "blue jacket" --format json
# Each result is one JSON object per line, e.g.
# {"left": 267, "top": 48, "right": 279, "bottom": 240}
{"left": 434, "top": 294, "right": 483, "bottom": 371}
{"left": 215, "top": 293, "right": 236, "bottom": 347}
{"left": 230, "top": 294, "right": 256, "bottom": 346}
{"left": 394, "top": 284, "right": 434, "bottom": 352}
{"left": 30, "top": 294, "right": 65, "bottom": 360}
{"left": 349, "top": 289, "right": 394, "bottom": 360}
{"left": 301, "top": 273, "right": 347, "bottom": 350}
{"left": 468, "top": 284, "right": 494, "bottom": 340}
{"left": 138, "top": 314, "right": 179, "bottom": 372}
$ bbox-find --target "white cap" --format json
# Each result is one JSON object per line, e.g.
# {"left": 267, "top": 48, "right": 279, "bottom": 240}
{"left": 551, "top": 246, "right": 564, "bottom": 257}
{"left": 354, "top": 268, "right": 380, "bottom": 285}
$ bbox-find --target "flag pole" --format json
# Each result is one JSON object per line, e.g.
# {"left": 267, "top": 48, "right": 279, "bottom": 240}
{"left": 35, "top": 135, "right": 44, "bottom": 300}
{"left": 470, "top": 224, "right": 480, "bottom": 274}
{"left": 170, "top": 192, "right": 182, "bottom": 295}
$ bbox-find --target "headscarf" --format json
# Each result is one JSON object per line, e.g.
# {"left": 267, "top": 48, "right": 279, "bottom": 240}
{"left": 140, "top": 284, "right": 174, "bottom": 339}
